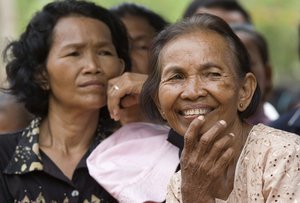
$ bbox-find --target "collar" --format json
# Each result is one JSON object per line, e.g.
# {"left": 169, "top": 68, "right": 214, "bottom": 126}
{"left": 167, "top": 128, "right": 184, "bottom": 157}
{"left": 4, "top": 118, "right": 107, "bottom": 175}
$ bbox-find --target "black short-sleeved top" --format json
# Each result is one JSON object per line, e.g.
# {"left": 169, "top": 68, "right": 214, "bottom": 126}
{"left": 0, "top": 118, "right": 117, "bottom": 203}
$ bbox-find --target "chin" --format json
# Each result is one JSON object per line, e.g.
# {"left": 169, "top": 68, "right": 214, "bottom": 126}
{"left": 83, "top": 100, "right": 106, "bottom": 110}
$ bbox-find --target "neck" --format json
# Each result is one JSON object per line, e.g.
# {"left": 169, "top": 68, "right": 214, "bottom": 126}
{"left": 39, "top": 109, "right": 100, "bottom": 155}
{"left": 214, "top": 121, "right": 253, "bottom": 199}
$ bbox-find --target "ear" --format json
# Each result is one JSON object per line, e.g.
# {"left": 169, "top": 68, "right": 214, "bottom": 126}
{"left": 117, "top": 59, "right": 125, "bottom": 75}
{"left": 238, "top": 72, "right": 257, "bottom": 112}
{"left": 34, "top": 70, "right": 50, "bottom": 91}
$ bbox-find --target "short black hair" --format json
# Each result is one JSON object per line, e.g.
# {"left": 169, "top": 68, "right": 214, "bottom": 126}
{"left": 140, "top": 13, "right": 260, "bottom": 124}
{"left": 110, "top": 2, "right": 169, "bottom": 33}
{"left": 2, "top": 0, "right": 130, "bottom": 118}
{"left": 183, "top": 0, "right": 252, "bottom": 24}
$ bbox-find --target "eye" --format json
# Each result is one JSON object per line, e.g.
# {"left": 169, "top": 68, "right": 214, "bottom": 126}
{"left": 209, "top": 72, "right": 221, "bottom": 77}
{"left": 98, "top": 50, "right": 113, "bottom": 56}
{"left": 169, "top": 73, "right": 184, "bottom": 81}
{"left": 204, "top": 71, "right": 222, "bottom": 79}
{"left": 66, "top": 51, "right": 80, "bottom": 57}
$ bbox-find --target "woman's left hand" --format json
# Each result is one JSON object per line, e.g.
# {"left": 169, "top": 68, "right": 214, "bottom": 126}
{"left": 180, "top": 116, "right": 235, "bottom": 203}
{"left": 107, "top": 72, "right": 147, "bottom": 121}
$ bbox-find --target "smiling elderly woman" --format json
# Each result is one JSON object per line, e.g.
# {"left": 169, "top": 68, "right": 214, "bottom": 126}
{"left": 140, "top": 14, "right": 300, "bottom": 202}
{"left": 0, "top": 0, "right": 130, "bottom": 202}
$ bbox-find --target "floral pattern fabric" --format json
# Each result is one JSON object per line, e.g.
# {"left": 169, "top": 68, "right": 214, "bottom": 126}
{"left": 166, "top": 124, "right": 300, "bottom": 203}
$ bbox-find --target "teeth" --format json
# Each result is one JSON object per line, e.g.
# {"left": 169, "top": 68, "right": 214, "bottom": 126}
{"left": 183, "top": 109, "right": 210, "bottom": 116}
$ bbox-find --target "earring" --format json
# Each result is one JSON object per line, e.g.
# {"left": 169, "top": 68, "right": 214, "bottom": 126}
{"left": 239, "top": 103, "right": 244, "bottom": 111}
{"left": 161, "top": 111, "right": 166, "bottom": 119}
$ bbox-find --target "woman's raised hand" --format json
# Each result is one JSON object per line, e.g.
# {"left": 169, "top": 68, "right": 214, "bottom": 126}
{"left": 107, "top": 72, "right": 148, "bottom": 121}
{"left": 180, "top": 116, "right": 235, "bottom": 203}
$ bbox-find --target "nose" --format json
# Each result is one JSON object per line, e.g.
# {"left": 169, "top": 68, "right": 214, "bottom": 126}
{"left": 83, "top": 53, "right": 101, "bottom": 74}
{"left": 181, "top": 76, "right": 207, "bottom": 100}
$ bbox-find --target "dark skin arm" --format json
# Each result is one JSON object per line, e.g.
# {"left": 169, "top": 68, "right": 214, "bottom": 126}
{"left": 180, "top": 116, "right": 235, "bottom": 203}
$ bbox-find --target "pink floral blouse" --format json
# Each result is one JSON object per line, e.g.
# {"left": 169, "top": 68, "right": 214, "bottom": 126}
{"left": 166, "top": 124, "right": 300, "bottom": 203}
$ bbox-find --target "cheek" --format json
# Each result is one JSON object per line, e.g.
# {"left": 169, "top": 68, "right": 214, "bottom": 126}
{"left": 211, "top": 79, "right": 239, "bottom": 103}
{"left": 158, "top": 85, "right": 174, "bottom": 112}
{"left": 48, "top": 71, "right": 74, "bottom": 92}
{"left": 47, "top": 61, "right": 73, "bottom": 87}
{"left": 104, "top": 61, "right": 124, "bottom": 79}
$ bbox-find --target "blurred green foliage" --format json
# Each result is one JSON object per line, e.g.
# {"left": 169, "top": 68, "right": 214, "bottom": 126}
{"left": 15, "top": 0, "right": 299, "bottom": 87}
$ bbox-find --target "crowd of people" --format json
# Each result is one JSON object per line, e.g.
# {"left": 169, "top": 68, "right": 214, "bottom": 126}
{"left": 0, "top": 0, "right": 299, "bottom": 202}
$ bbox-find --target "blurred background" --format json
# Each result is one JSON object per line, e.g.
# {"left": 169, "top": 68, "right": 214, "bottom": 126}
{"left": 0, "top": 0, "right": 299, "bottom": 114}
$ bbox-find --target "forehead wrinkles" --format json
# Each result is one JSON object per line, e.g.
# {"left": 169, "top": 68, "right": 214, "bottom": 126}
{"left": 159, "top": 31, "right": 236, "bottom": 70}
{"left": 52, "top": 16, "right": 112, "bottom": 45}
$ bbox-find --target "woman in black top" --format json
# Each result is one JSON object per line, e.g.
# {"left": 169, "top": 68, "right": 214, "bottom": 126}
{"left": 0, "top": 0, "right": 130, "bottom": 202}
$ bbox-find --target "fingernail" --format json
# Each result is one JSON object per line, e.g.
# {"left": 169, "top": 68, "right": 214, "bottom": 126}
{"left": 198, "top": 115, "right": 204, "bottom": 120}
{"left": 219, "top": 120, "right": 226, "bottom": 126}
{"left": 229, "top": 133, "right": 235, "bottom": 137}
{"left": 113, "top": 110, "right": 118, "bottom": 117}
{"left": 113, "top": 111, "right": 120, "bottom": 121}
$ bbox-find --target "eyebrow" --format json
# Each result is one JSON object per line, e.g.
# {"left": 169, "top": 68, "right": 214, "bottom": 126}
{"left": 162, "top": 62, "right": 223, "bottom": 74}
{"left": 60, "top": 41, "right": 114, "bottom": 49}
{"left": 161, "top": 65, "right": 182, "bottom": 76}
{"left": 201, "top": 62, "right": 223, "bottom": 70}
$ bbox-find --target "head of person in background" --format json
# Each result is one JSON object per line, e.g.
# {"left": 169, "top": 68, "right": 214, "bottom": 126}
{"left": 183, "top": 0, "right": 252, "bottom": 25}
{"left": 1, "top": 0, "right": 130, "bottom": 201}
{"left": 232, "top": 24, "right": 278, "bottom": 124}
{"left": 109, "top": 3, "right": 169, "bottom": 125}
{"left": 111, "top": 3, "right": 169, "bottom": 74}
{"left": 0, "top": 91, "right": 33, "bottom": 134}
{"left": 140, "top": 13, "right": 300, "bottom": 202}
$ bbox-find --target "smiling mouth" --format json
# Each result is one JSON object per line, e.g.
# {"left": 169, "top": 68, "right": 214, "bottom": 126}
{"left": 180, "top": 108, "right": 213, "bottom": 117}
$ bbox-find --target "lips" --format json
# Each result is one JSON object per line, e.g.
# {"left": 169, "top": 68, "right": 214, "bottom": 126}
{"left": 79, "top": 80, "right": 105, "bottom": 88}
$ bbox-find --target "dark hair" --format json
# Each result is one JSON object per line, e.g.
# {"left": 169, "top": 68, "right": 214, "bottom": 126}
{"left": 110, "top": 2, "right": 169, "bottom": 33}
{"left": 2, "top": 0, "right": 130, "bottom": 118}
{"left": 231, "top": 24, "right": 269, "bottom": 65}
{"left": 231, "top": 24, "right": 272, "bottom": 100}
{"left": 183, "top": 0, "right": 252, "bottom": 24}
{"left": 140, "top": 13, "right": 260, "bottom": 124}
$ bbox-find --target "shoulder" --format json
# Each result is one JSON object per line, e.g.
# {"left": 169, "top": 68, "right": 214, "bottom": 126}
{"left": 243, "top": 124, "right": 300, "bottom": 166}
{"left": 248, "top": 124, "right": 300, "bottom": 148}
{"left": 0, "top": 132, "right": 21, "bottom": 169}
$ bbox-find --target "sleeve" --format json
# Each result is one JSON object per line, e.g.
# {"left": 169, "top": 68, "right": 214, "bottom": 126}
{"left": 262, "top": 139, "right": 300, "bottom": 202}
{"left": 166, "top": 171, "right": 182, "bottom": 203}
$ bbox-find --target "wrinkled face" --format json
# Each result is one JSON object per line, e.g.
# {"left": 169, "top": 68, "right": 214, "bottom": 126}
{"left": 157, "top": 31, "right": 244, "bottom": 136}
{"left": 196, "top": 7, "right": 247, "bottom": 24}
{"left": 46, "top": 16, "right": 124, "bottom": 111}
{"left": 121, "top": 15, "right": 156, "bottom": 74}
{"left": 237, "top": 32, "right": 268, "bottom": 100}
